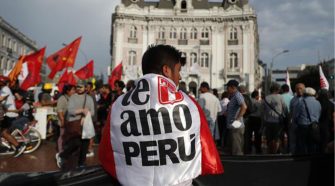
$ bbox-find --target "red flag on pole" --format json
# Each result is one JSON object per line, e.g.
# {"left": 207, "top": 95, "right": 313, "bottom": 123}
{"left": 75, "top": 60, "right": 94, "bottom": 80}
{"left": 20, "top": 47, "right": 46, "bottom": 90}
{"left": 108, "top": 62, "right": 122, "bottom": 90}
{"left": 47, "top": 37, "right": 82, "bottom": 79}
{"left": 57, "top": 70, "right": 77, "bottom": 92}
{"left": 319, "top": 65, "right": 329, "bottom": 90}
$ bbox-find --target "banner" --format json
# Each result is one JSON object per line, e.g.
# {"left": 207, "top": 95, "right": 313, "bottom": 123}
{"left": 99, "top": 74, "right": 223, "bottom": 186}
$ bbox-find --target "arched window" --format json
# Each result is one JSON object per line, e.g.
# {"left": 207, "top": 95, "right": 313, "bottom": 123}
{"left": 181, "top": 0, "right": 187, "bottom": 10}
{"left": 128, "top": 51, "right": 136, "bottom": 66}
{"left": 190, "top": 52, "right": 197, "bottom": 66}
{"left": 229, "top": 53, "right": 238, "bottom": 69}
{"left": 130, "top": 25, "right": 137, "bottom": 38}
{"left": 190, "top": 27, "right": 197, "bottom": 39}
{"left": 201, "top": 27, "right": 209, "bottom": 39}
{"left": 159, "top": 27, "right": 165, "bottom": 39}
{"left": 200, "top": 53, "right": 209, "bottom": 67}
{"left": 230, "top": 27, "right": 237, "bottom": 40}
{"left": 180, "top": 27, "right": 187, "bottom": 40}
{"left": 170, "top": 27, "right": 177, "bottom": 39}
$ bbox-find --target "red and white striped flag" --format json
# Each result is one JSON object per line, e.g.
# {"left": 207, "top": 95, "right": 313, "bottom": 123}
{"left": 319, "top": 65, "right": 329, "bottom": 90}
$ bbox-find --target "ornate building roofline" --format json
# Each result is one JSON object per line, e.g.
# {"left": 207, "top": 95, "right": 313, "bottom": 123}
{"left": 0, "top": 17, "right": 38, "bottom": 50}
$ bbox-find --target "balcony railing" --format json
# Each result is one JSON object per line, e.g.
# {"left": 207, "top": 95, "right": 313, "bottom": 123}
{"left": 228, "top": 39, "right": 238, "bottom": 45}
{"left": 178, "top": 39, "right": 188, "bottom": 45}
{"left": 128, "top": 38, "right": 138, "bottom": 44}
{"left": 200, "top": 39, "right": 209, "bottom": 45}
{"left": 156, "top": 39, "right": 166, "bottom": 45}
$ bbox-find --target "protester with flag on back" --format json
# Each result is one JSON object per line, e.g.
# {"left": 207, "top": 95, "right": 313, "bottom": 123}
{"left": 99, "top": 44, "right": 223, "bottom": 186}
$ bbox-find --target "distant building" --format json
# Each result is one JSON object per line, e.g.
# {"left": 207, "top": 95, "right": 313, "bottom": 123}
{"left": 272, "top": 58, "right": 335, "bottom": 91}
{"left": 0, "top": 17, "right": 47, "bottom": 81}
{"left": 110, "top": 0, "right": 260, "bottom": 94}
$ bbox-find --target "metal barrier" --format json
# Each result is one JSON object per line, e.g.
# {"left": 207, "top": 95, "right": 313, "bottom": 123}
{"left": 0, "top": 154, "right": 333, "bottom": 186}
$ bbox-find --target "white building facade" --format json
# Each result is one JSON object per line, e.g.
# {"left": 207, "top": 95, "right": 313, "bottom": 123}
{"left": 111, "top": 0, "right": 260, "bottom": 94}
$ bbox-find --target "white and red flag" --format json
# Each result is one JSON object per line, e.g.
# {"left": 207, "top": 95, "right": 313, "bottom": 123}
{"left": 99, "top": 74, "right": 223, "bottom": 186}
{"left": 319, "top": 65, "right": 329, "bottom": 90}
{"left": 285, "top": 70, "right": 293, "bottom": 95}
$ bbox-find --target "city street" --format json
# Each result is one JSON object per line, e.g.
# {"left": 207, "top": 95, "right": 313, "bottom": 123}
{"left": 0, "top": 141, "right": 100, "bottom": 172}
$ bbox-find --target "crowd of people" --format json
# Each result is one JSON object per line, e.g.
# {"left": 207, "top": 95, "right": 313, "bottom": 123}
{"left": 194, "top": 80, "right": 334, "bottom": 156}
{"left": 0, "top": 44, "right": 334, "bottom": 179}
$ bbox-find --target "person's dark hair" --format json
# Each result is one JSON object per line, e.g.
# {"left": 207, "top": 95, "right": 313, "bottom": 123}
{"left": 221, "top": 91, "right": 229, "bottom": 99}
{"left": 270, "top": 83, "right": 281, "bottom": 93}
{"left": 126, "top": 80, "right": 135, "bottom": 92}
{"left": 281, "top": 84, "right": 290, "bottom": 93}
{"left": 200, "top": 82, "right": 210, "bottom": 90}
{"left": 251, "top": 90, "right": 259, "bottom": 98}
{"left": 115, "top": 80, "right": 125, "bottom": 90}
{"left": 62, "top": 84, "right": 75, "bottom": 95}
{"left": 142, "top": 44, "right": 186, "bottom": 75}
{"left": 213, "top": 88, "right": 219, "bottom": 98}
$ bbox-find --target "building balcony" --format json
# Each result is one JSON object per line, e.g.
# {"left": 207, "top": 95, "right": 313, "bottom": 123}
{"left": 128, "top": 37, "right": 138, "bottom": 44}
{"left": 200, "top": 39, "right": 209, "bottom": 45}
{"left": 227, "top": 68, "right": 241, "bottom": 73}
{"left": 156, "top": 39, "right": 166, "bottom": 45}
{"left": 228, "top": 39, "right": 238, "bottom": 45}
{"left": 178, "top": 39, "right": 188, "bottom": 45}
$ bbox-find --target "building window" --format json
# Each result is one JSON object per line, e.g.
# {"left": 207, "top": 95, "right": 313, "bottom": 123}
{"left": 181, "top": 0, "right": 187, "bottom": 9}
{"left": 130, "top": 25, "right": 137, "bottom": 38}
{"left": 0, "top": 56, "right": 3, "bottom": 69}
{"left": 1, "top": 35, "right": 5, "bottom": 47}
{"left": 170, "top": 27, "right": 177, "bottom": 39}
{"left": 201, "top": 27, "right": 209, "bottom": 39}
{"left": 190, "top": 27, "right": 197, "bottom": 39}
{"left": 190, "top": 52, "right": 197, "bottom": 66}
{"left": 7, "top": 38, "right": 12, "bottom": 49}
{"left": 200, "top": 53, "right": 209, "bottom": 68}
{"left": 128, "top": 51, "right": 136, "bottom": 66}
{"left": 180, "top": 27, "right": 187, "bottom": 40}
{"left": 230, "top": 27, "right": 237, "bottom": 40}
{"left": 229, "top": 53, "right": 238, "bottom": 69}
{"left": 13, "top": 41, "right": 17, "bottom": 52}
{"left": 158, "top": 27, "right": 165, "bottom": 39}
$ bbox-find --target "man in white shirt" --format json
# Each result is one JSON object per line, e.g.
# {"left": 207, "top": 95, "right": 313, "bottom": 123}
{"left": 198, "top": 81, "right": 222, "bottom": 139}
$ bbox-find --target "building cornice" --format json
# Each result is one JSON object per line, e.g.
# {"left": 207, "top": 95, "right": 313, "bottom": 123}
{"left": 113, "top": 13, "right": 256, "bottom": 23}
{"left": 0, "top": 17, "right": 38, "bottom": 50}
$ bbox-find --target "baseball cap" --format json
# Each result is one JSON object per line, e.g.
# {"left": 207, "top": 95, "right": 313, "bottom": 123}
{"left": 225, "top": 79, "right": 239, "bottom": 87}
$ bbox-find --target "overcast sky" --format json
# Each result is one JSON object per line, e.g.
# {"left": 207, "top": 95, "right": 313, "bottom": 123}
{"left": 0, "top": 0, "right": 334, "bottom": 80}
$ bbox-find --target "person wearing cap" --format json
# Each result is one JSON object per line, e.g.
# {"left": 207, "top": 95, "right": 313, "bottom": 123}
{"left": 225, "top": 79, "right": 247, "bottom": 155}
{"left": 198, "top": 81, "right": 222, "bottom": 140}
{"left": 293, "top": 87, "right": 321, "bottom": 154}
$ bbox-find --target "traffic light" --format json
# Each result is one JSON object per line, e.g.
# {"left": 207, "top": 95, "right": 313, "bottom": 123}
{"left": 330, "top": 75, "right": 334, "bottom": 80}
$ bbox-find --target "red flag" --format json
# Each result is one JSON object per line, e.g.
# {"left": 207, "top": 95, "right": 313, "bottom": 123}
{"left": 108, "top": 62, "right": 122, "bottom": 90}
{"left": 319, "top": 65, "right": 329, "bottom": 90}
{"left": 57, "top": 70, "right": 77, "bottom": 92}
{"left": 75, "top": 60, "right": 94, "bottom": 80}
{"left": 8, "top": 56, "right": 25, "bottom": 87}
{"left": 20, "top": 47, "right": 46, "bottom": 90}
{"left": 47, "top": 37, "right": 82, "bottom": 79}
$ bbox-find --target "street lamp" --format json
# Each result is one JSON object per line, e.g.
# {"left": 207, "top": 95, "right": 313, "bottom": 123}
{"left": 268, "top": 49, "right": 289, "bottom": 89}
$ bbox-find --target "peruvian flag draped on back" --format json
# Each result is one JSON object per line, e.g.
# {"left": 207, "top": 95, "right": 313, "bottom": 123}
{"left": 319, "top": 65, "right": 329, "bottom": 90}
{"left": 108, "top": 62, "right": 122, "bottom": 90}
{"left": 99, "top": 74, "right": 223, "bottom": 186}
